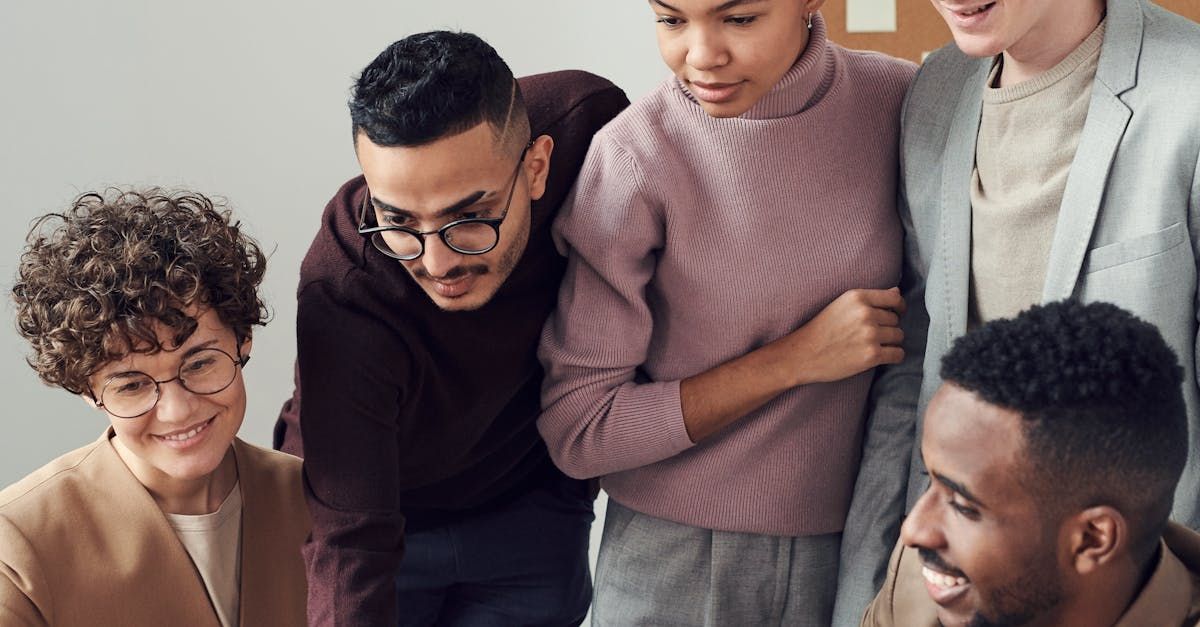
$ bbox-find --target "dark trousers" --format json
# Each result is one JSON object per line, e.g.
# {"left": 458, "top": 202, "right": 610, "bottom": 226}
{"left": 395, "top": 475, "right": 595, "bottom": 626}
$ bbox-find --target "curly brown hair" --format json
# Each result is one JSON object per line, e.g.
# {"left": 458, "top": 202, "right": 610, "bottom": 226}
{"left": 12, "top": 188, "right": 269, "bottom": 396}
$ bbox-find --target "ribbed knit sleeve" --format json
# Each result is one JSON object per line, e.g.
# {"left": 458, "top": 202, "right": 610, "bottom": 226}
{"left": 537, "top": 136, "right": 695, "bottom": 480}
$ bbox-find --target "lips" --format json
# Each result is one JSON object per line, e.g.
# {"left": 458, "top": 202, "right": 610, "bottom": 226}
{"left": 153, "top": 417, "right": 215, "bottom": 449}
{"left": 920, "top": 562, "right": 972, "bottom": 606}
{"left": 944, "top": 1, "right": 997, "bottom": 26}
{"left": 687, "top": 80, "right": 745, "bottom": 104}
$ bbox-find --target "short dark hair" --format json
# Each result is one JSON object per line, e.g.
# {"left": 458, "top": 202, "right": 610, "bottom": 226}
{"left": 940, "top": 300, "right": 1186, "bottom": 561}
{"left": 349, "top": 31, "right": 529, "bottom": 153}
{"left": 12, "top": 188, "right": 268, "bottom": 396}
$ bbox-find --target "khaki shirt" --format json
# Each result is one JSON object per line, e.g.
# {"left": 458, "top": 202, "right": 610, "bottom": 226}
{"left": 0, "top": 431, "right": 310, "bottom": 626}
{"left": 863, "top": 523, "right": 1200, "bottom": 627}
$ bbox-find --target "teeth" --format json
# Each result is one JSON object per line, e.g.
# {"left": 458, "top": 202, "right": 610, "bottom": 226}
{"left": 960, "top": 3, "right": 992, "bottom": 15}
{"left": 922, "top": 566, "right": 968, "bottom": 589}
{"left": 160, "top": 420, "right": 209, "bottom": 442}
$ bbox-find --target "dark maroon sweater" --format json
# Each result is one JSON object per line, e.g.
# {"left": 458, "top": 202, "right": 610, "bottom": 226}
{"left": 274, "top": 71, "right": 627, "bottom": 626}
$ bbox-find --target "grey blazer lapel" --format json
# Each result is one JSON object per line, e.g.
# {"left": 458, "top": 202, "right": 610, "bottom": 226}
{"left": 939, "top": 60, "right": 989, "bottom": 341}
{"left": 1041, "top": 0, "right": 1142, "bottom": 301}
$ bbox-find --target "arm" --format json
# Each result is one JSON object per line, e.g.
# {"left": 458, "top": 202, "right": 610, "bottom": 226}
{"left": 295, "top": 280, "right": 407, "bottom": 627}
{"left": 833, "top": 75, "right": 931, "bottom": 627}
{"left": 1184, "top": 146, "right": 1200, "bottom": 529}
{"left": 538, "top": 138, "right": 905, "bottom": 479}
{"left": 0, "top": 518, "right": 49, "bottom": 627}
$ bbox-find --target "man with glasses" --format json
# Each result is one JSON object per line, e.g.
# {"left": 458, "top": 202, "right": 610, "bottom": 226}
{"left": 273, "top": 31, "right": 627, "bottom": 625}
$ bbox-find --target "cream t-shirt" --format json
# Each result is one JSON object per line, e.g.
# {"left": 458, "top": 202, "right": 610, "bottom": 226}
{"left": 969, "top": 19, "right": 1107, "bottom": 324}
{"left": 165, "top": 483, "right": 242, "bottom": 627}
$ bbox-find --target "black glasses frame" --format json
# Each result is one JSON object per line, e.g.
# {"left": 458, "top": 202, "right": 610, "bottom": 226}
{"left": 92, "top": 346, "right": 250, "bottom": 419}
{"left": 357, "top": 140, "right": 534, "bottom": 261}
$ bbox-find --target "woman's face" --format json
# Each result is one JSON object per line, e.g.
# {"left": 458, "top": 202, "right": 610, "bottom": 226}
{"left": 652, "top": 0, "right": 820, "bottom": 117}
{"left": 88, "top": 308, "right": 249, "bottom": 492}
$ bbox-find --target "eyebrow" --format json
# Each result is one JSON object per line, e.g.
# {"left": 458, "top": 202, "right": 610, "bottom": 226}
{"left": 932, "top": 472, "right": 988, "bottom": 509}
{"left": 650, "top": 0, "right": 767, "bottom": 13}
{"left": 103, "top": 339, "right": 223, "bottom": 381}
{"left": 371, "top": 190, "right": 490, "bottom": 222}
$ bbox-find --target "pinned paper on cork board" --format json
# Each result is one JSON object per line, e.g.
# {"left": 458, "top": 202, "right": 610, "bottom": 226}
{"left": 823, "top": 0, "right": 1200, "bottom": 64}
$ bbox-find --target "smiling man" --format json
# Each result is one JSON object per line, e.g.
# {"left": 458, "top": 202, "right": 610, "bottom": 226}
{"left": 863, "top": 300, "right": 1200, "bottom": 627}
{"left": 272, "top": 31, "right": 627, "bottom": 626}
{"left": 836, "top": 0, "right": 1200, "bottom": 622}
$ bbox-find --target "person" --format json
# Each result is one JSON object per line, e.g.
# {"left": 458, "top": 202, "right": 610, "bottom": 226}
{"left": 271, "top": 31, "right": 627, "bottom": 625}
{"left": 1, "top": 189, "right": 309, "bottom": 626}
{"left": 535, "top": 0, "right": 916, "bottom": 623}
{"left": 835, "top": 0, "right": 1200, "bottom": 621}
{"left": 863, "top": 300, "right": 1200, "bottom": 626}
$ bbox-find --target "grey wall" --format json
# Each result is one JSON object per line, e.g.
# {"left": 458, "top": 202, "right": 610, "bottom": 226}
{"left": 0, "top": 1, "right": 667, "bottom": 485}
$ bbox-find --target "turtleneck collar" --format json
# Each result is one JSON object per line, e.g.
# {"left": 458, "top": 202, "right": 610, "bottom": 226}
{"left": 674, "top": 11, "right": 836, "bottom": 121}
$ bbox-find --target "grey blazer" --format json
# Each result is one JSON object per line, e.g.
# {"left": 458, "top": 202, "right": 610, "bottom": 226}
{"left": 834, "top": 1, "right": 1200, "bottom": 625}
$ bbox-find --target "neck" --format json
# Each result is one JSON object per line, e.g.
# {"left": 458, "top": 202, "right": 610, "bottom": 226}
{"left": 999, "top": 0, "right": 1105, "bottom": 87}
{"left": 114, "top": 438, "right": 239, "bottom": 514}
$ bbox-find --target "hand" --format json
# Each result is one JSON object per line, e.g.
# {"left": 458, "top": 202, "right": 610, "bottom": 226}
{"left": 782, "top": 287, "right": 906, "bottom": 385}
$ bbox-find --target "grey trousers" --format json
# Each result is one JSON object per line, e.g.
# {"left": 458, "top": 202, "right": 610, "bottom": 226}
{"left": 592, "top": 500, "right": 840, "bottom": 627}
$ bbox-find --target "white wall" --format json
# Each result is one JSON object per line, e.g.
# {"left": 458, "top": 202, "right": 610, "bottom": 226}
{"left": 0, "top": 1, "right": 668, "bottom": 485}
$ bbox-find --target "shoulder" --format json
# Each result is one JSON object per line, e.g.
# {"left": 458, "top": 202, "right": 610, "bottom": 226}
{"left": 235, "top": 439, "right": 302, "bottom": 480}
{"left": 1136, "top": 3, "right": 1200, "bottom": 84}
{"left": 0, "top": 437, "right": 106, "bottom": 514}
{"left": 520, "top": 70, "right": 629, "bottom": 132}
{"left": 835, "top": 45, "right": 919, "bottom": 96}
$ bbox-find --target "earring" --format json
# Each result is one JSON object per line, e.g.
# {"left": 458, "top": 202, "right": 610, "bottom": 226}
{"left": 807, "top": 12, "right": 814, "bottom": 29}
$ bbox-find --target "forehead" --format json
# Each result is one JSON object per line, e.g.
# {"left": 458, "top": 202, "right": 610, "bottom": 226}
{"left": 93, "top": 309, "right": 230, "bottom": 377}
{"left": 652, "top": 0, "right": 771, "bottom": 14}
{"left": 923, "top": 383, "right": 1031, "bottom": 502}
{"left": 355, "top": 122, "right": 510, "bottom": 210}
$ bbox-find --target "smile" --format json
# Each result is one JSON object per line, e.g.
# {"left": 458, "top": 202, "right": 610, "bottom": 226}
{"left": 921, "top": 564, "right": 972, "bottom": 605}
{"left": 154, "top": 417, "right": 214, "bottom": 443}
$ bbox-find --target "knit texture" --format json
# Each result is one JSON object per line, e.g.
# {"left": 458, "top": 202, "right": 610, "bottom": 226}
{"left": 969, "top": 19, "right": 1106, "bottom": 324}
{"left": 538, "top": 18, "right": 916, "bottom": 536}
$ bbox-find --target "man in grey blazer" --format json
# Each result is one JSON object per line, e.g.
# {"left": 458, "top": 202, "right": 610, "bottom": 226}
{"left": 834, "top": 0, "right": 1200, "bottom": 624}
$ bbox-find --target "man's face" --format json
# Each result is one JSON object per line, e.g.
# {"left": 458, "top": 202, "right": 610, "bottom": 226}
{"left": 355, "top": 122, "right": 551, "bottom": 311}
{"left": 89, "top": 308, "right": 249, "bottom": 492}
{"left": 927, "top": 0, "right": 1069, "bottom": 60}
{"left": 651, "top": 0, "right": 820, "bottom": 118}
{"left": 902, "top": 383, "right": 1069, "bottom": 627}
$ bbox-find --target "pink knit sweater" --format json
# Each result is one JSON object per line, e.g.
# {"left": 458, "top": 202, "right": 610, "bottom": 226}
{"left": 538, "top": 19, "right": 916, "bottom": 536}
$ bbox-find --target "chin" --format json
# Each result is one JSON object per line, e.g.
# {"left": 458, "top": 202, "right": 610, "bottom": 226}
{"left": 423, "top": 286, "right": 498, "bottom": 312}
{"left": 951, "top": 33, "right": 1009, "bottom": 58}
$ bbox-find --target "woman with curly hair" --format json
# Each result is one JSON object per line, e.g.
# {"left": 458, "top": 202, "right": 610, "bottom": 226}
{"left": 1, "top": 189, "right": 308, "bottom": 626}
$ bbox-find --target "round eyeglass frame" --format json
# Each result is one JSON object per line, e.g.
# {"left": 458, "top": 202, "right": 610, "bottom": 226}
{"left": 357, "top": 140, "right": 533, "bottom": 261}
{"left": 92, "top": 347, "right": 250, "bottom": 419}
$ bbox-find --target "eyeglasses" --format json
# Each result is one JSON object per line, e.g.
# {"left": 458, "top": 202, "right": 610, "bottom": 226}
{"left": 357, "top": 140, "right": 533, "bottom": 261}
{"left": 93, "top": 347, "right": 249, "bottom": 419}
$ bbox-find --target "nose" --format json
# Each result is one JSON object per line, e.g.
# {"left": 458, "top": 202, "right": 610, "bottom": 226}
{"left": 685, "top": 28, "right": 730, "bottom": 72}
{"left": 419, "top": 233, "right": 464, "bottom": 279}
{"left": 154, "top": 379, "right": 199, "bottom": 425}
{"left": 901, "top": 488, "right": 946, "bottom": 550}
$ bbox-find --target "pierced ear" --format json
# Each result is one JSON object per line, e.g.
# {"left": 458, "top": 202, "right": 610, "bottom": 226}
{"left": 1068, "top": 506, "right": 1125, "bottom": 575}
{"left": 806, "top": 0, "right": 829, "bottom": 15}
{"left": 524, "top": 134, "right": 555, "bottom": 202}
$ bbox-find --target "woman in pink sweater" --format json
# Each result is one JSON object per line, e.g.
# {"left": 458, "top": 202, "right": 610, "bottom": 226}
{"left": 538, "top": 1, "right": 916, "bottom": 624}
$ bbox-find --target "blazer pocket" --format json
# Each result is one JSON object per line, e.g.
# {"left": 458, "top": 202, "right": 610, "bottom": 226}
{"left": 1084, "top": 222, "right": 1187, "bottom": 274}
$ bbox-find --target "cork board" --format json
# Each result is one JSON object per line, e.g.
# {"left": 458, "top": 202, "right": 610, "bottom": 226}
{"left": 823, "top": 0, "right": 1200, "bottom": 63}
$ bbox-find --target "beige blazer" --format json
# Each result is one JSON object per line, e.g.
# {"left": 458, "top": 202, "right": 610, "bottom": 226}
{"left": 862, "top": 523, "right": 1200, "bottom": 626}
{"left": 0, "top": 431, "right": 310, "bottom": 626}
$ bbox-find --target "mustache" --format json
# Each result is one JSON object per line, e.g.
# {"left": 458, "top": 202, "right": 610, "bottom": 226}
{"left": 413, "top": 264, "right": 489, "bottom": 281}
{"left": 918, "top": 547, "right": 967, "bottom": 579}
